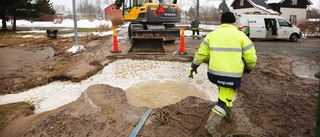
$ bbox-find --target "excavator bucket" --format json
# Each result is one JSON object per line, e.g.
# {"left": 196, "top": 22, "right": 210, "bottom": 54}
{"left": 128, "top": 37, "right": 165, "bottom": 55}
{"left": 127, "top": 26, "right": 180, "bottom": 55}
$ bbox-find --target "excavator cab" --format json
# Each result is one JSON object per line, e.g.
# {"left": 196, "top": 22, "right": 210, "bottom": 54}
{"left": 115, "top": 0, "right": 181, "bottom": 54}
{"left": 122, "top": 0, "right": 145, "bottom": 14}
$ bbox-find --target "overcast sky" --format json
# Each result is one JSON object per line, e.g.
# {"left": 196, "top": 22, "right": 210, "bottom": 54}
{"left": 50, "top": 0, "right": 320, "bottom": 11}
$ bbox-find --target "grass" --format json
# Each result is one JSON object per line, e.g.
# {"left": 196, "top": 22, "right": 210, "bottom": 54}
{"left": 0, "top": 31, "right": 19, "bottom": 36}
{"left": 99, "top": 35, "right": 112, "bottom": 41}
{"left": 46, "top": 56, "right": 79, "bottom": 80}
{"left": 56, "top": 28, "right": 96, "bottom": 35}
{"left": 0, "top": 27, "right": 99, "bottom": 46}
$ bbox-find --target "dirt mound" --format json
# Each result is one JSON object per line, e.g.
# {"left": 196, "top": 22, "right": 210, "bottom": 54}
{"left": 0, "top": 102, "right": 34, "bottom": 131}
{"left": 140, "top": 96, "right": 214, "bottom": 137}
{"left": 0, "top": 84, "right": 148, "bottom": 137}
{"left": 0, "top": 84, "right": 252, "bottom": 137}
{"left": 0, "top": 84, "right": 229, "bottom": 136}
{"left": 237, "top": 53, "right": 318, "bottom": 137}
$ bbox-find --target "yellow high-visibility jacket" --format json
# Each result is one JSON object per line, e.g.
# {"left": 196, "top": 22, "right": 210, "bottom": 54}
{"left": 192, "top": 24, "right": 257, "bottom": 78}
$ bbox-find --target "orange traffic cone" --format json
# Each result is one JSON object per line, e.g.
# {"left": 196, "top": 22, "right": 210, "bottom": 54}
{"left": 179, "top": 26, "right": 187, "bottom": 55}
{"left": 111, "top": 25, "right": 121, "bottom": 53}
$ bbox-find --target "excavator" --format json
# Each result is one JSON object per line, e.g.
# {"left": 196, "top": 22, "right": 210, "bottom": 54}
{"left": 114, "top": 0, "right": 181, "bottom": 54}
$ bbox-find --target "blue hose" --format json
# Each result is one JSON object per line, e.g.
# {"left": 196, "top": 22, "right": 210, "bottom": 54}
{"left": 129, "top": 108, "right": 154, "bottom": 137}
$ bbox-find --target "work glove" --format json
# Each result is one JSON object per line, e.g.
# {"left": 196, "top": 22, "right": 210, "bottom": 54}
{"left": 244, "top": 67, "right": 253, "bottom": 74}
{"left": 189, "top": 67, "right": 198, "bottom": 78}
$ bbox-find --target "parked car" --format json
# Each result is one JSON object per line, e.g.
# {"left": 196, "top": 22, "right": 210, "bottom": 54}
{"left": 235, "top": 14, "right": 301, "bottom": 42}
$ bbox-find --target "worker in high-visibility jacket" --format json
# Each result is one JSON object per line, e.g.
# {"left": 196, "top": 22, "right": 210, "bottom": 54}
{"left": 189, "top": 12, "right": 257, "bottom": 136}
{"left": 191, "top": 17, "right": 201, "bottom": 39}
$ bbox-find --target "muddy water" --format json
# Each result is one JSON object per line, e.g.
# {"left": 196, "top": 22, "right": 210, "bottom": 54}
{"left": 292, "top": 60, "right": 319, "bottom": 79}
{"left": 102, "top": 59, "right": 219, "bottom": 108}
{"left": 0, "top": 47, "right": 54, "bottom": 73}
{"left": 126, "top": 80, "right": 209, "bottom": 108}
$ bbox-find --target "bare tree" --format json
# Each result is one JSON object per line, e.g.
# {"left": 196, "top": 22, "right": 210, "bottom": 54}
{"left": 77, "top": 0, "right": 87, "bottom": 17}
{"left": 201, "top": 6, "right": 211, "bottom": 24}
{"left": 54, "top": 4, "right": 66, "bottom": 12}
{"left": 95, "top": 0, "right": 102, "bottom": 17}
{"left": 77, "top": 0, "right": 96, "bottom": 18}
{"left": 188, "top": 0, "right": 199, "bottom": 18}
{"left": 307, "top": 8, "right": 320, "bottom": 19}
{"left": 201, "top": 5, "right": 219, "bottom": 25}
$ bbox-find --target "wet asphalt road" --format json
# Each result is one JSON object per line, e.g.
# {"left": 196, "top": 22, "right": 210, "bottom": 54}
{"left": 253, "top": 38, "right": 320, "bottom": 62}
{"left": 183, "top": 36, "right": 320, "bottom": 63}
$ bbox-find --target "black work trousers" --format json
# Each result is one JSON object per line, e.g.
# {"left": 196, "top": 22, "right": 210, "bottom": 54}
{"left": 192, "top": 28, "right": 199, "bottom": 37}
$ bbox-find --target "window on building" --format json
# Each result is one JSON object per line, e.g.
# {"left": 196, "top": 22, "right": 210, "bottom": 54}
{"left": 112, "top": 7, "right": 115, "bottom": 11}
{"left": 289, "top": 15, "right": 297, "bottom": 24}
{"left": 240, "top": 0, "right": 244, "bottom": 6}
{"left": 291, "top": 0, "right": 297, "bottom": 5}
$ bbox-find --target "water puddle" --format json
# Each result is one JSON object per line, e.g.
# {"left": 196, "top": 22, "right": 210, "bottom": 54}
{"left": 292, "top": 61, "right": 319, "bottom": 79}
{"left": 126, "top": 80, "right": 210, "bottom": 108}
{"left": 0, "top": 59, "right": 218, "bottom": 113}
{"left": 0, "top": 47, "right": 55, "bottom": 72}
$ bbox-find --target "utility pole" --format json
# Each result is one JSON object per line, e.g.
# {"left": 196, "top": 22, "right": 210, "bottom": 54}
{"left": 196, "top": 0, "right": 200, "bottom": 18}
{"left": 68, "top": 0, "right": 84, "bottom": 53}
{"left": 72, "top": 0, "right": 79, "bottom": 47}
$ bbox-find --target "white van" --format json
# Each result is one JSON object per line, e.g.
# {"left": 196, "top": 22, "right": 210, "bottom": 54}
{"left": 235, "top": 14, "right": 301, "bottom": 42}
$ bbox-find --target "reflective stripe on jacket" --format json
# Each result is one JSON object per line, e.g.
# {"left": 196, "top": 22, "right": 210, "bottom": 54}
{"left": 192, "top": 24, "right": 257, "bottom": 78}
{"left": 192, "top": 27, "right": 199, "bottom": 30}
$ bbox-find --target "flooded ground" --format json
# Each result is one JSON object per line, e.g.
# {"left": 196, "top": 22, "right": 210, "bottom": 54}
{"left": 0, "top": 30, "right": 319, "bottom": 136}
{"left": 1, "top": 56, "right": 316, "bottom": 114}
{"left": 0, "top": 47, "right": 55, "bottom": 73}
{"left": 0, "top": 59, "right": 219, "bottom": 113}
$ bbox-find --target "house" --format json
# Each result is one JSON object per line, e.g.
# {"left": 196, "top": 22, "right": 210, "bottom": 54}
{"left": 231, "top": 0, "right": 313, "bottom": 24}
{"left": 267, "top": 0, "right": 313, "bottom": 23}
{"left": 104, "top": 4, "right": 123, "bottom": 20}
